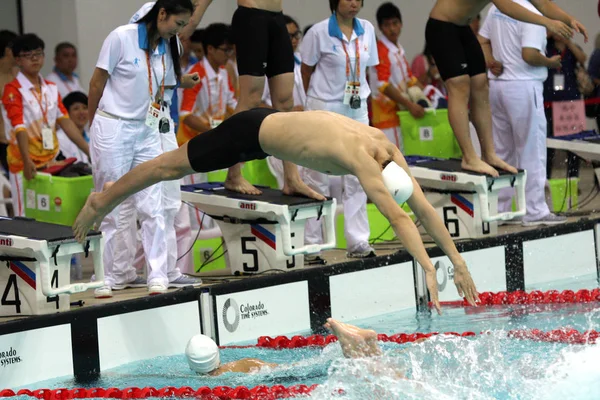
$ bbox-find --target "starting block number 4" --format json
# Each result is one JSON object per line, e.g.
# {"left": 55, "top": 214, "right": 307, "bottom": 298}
{"left": 1, "top": 267, "right": 61, "bottom": 315}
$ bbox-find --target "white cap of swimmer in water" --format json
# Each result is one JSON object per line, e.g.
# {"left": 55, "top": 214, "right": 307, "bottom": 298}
{"left": 185, "top": 334, "right": 221, "bottom": 374}
{"left": 382, "top": 161, "right": 414, "bottom": 204}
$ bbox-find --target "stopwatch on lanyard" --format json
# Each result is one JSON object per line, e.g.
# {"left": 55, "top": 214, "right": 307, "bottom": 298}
{"left": 342, "top": 39, "right": 361, "bottom": 109}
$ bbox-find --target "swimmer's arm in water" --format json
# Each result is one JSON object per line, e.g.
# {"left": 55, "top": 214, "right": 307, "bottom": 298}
{"left": 209, "top": 358, "right": 277, "bottom": 376}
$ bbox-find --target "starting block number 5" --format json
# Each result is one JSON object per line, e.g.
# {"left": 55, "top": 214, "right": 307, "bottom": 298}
{"left": 1, "top": 269, "right": 60, "bottom": 314}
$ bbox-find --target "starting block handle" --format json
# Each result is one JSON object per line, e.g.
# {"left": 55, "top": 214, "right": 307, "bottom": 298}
{"left": 40, "top": 236, "right": 106, "bottom": 296}
{"left": 479, "top": 172, "right": 527, "bottom": 222}
{"left": 279, "top": 199, "right": 337, "bottom": 256}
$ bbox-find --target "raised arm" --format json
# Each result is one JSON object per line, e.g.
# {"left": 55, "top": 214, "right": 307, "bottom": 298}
{"left": 180, "top": 0, "right": 213, "bottom": 39}
{"left": 492, "top": 0, "right": 575, "bottom": 41}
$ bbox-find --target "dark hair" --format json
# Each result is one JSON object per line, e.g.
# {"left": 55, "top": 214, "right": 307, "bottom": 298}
{"left": 11, "top": 33, "right": 45, "bottom": 57}
{"left": 303, "top": 24, "right": 313, "bottom": 36}
{"left": 201, "top": 23, "right": 231, "bottom": 52}
{"left": 63, "top": 91, "right": 88, "bottom": 111}
{"left": 283, "top": 15, "right": 299, "bottom": 30}
{"left": 55, "top": 42, "right": 76, "bottom": 57}
{"left": 190, "top": 29, "right": 204, "bottom": 44}
{"left": 376, "top": 2, "right": 401, "bottom": 26}
{"left": 0, "top": 30, "right": 17, "bottom": 58}
{"left": 329, "top": 0, "right": 363, "bottom": 14}
{"left": 138, "top": 0, "right": 194, "bottom": 81}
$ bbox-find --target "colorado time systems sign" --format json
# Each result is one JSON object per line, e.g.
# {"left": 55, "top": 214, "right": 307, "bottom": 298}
{"left": 216, "top": 281, "right": 310, "bottom": 345}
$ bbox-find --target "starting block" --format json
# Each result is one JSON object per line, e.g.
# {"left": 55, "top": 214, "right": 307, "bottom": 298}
{"left": 0, "top": 217, "right": 104, "bottom": 316}
{"left": 181, "top": 183, "right": 336, "bottom": 274}
{"left": 547, "top": 131, "right": 600, "bottom": 183}
{"left": 407, "top": 157, "right": 527, "bottom": 240}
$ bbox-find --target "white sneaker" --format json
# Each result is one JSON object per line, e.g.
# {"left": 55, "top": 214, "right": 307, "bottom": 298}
{"left": 94, "top": 285, "right": 113, "bottom": 299}
{"left": 168, "top": 275, "right": 202, "bottom": 288}
{"left": 148, "top": 282, "right": 168, "bottom": 295}
{"left": 113, "top": 276, "right": 147, "bottom": 290}
{"left": 347, "top": 242, "right": 376, "bottom": 259}
{"left": 522, "top": 213, "right": 567, "bottom": 227}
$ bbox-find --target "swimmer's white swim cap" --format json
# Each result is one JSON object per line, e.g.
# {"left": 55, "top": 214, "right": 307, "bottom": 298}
{"left": 382, "top": 161, "right": 414, "bottom": 204}
{"left": 185, "top": 334, "right": 220, "bottom": 374}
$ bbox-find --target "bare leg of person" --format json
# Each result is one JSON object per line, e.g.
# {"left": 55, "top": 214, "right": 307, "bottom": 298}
{"left": 469, "top": 74, "right": 518, "bottom": 174}
{"left": 268, "top": 73, "right": 325, "bottom": 201}
{"left": 224, "top": 75, "right": 265, "bottom": 195}
{"left": 445, "top": 75, "right": 499, "bottom": 177}
{"left": 324, "top": 318, "right": 382, "bottom": 358}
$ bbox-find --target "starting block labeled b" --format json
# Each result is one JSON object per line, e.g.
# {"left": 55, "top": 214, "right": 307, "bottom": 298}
{"left": 0, "top": 218, "right": 104, "bottom": 316}
{"left": 181, "top": 183, "right": 336, "bottom": 275}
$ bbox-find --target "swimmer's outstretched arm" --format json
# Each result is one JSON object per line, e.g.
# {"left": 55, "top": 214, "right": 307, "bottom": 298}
{"left": 179, "top": 0, "right": 213, "bottom": 39}
{"left": 72, "top": 144, "right": 195, "bottom": 242}
{"left": 355, "top": 154, "right": 478, "bottom": 314}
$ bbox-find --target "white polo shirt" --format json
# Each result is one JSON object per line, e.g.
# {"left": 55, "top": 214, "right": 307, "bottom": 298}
{"left": 300, "top": 15, "right": 379, "bottom": 102}
{"left": 46, "top": 68, "right": 86, "bottom": 98}
{"left": 262, "top": 52, "right": 306, "bottom": 108}
{"left": 479, "top": 1, "right": 548, "bottom": 82}
{"left": 96, "top": 23, "right": 177, "bottom": 120}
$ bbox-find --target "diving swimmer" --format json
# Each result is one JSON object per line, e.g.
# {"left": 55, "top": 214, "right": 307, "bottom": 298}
{"left": 72, "top": 108, "right": 479, "bottom": 311}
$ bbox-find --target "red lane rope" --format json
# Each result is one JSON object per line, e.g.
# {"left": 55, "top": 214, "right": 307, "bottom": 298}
{"left": 0, "top": 384, "right": 319, "bottom": 399}
{"left": 252, "top": 328, "right": 598, "bottom": 349}
{"left": 430, "top": 288, "right": 600, "bottom": 309}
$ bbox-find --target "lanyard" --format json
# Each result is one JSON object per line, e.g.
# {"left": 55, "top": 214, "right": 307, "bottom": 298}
{"left": 31, "top": 87, "right": 49, "bottom": 127}
{"left": 206, "top": 76, "right": 223, "bottom": 117}
{"left": 341, "top": 39, "right": 360, "bottom": 82}
{"left": 146, "top": 51, "right": 166, "bottom": 104}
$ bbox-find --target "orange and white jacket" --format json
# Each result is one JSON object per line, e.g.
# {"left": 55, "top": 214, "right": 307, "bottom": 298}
{"left": 368, "top": 36, "right": 419, "bottom": 129}
{"left": 2, "top": 72, "right": 67, "bottom": 173}
{"left": 178, "top": 58, "right": 237, "bottom": 146}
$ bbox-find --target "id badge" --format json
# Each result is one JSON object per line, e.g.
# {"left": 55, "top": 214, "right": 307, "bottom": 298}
{"left": 145, "top": 102, "right": 161, "bottom": 129}
{"left": 41, "top": 126, "right": 54, "bottom": 150}
{"left": 554, "top": 74, "right": 565, "bottom": 91}
{"left": 209, "top": 117, "right": 223, "bottom": 129}
{"left": 343, "top": 81, "right": 360, "bottom": 105}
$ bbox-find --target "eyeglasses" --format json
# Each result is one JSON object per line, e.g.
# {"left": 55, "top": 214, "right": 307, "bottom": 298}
{"left": 289, "top": 31, "right": 302, "bottom": 40}
{"left": 18, "top": 51, "right": 44, "bottom": 60}
{"left": 218, "top": 46, "right": 234, "bottom": 56}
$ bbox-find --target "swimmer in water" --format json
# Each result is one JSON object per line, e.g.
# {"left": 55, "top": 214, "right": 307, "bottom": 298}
{"left": 426, "top": 0, "right": 587, "bottom": 178}
{"left": 186, "top": 318, "right": 419, "bottom": 376}
{"left": 73, "top": 108, "right": 479, "bottom": 312}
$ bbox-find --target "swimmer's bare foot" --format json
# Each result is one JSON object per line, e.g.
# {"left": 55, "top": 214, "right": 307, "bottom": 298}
{"left": 482, "top": 153, "right": 518, "bottom": 175}
{"left": 461, "top": 157, "right": 499, "bottom": 178}
{"left": 324, "top": 318, "right": 380, "bottom": 358}
{"left": 283, "top": 179, "right": 326, "bottom": 201}
{"left": 224, "top": 176, "right": 262, "bottom": 195}
{"left": 72, "top": 185, "right": 110, "bottom": 243}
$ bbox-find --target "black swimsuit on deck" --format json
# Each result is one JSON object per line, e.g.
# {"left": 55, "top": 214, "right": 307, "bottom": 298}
{"left": 186, "top": 108, "right": 279, "bottom": 173}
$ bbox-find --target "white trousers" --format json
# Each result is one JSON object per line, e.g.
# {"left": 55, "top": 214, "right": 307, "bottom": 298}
{"left": 382, "top": 126, "right": 402, "bottom": 151}
{"left": 303, "top": 97, "right": 370, "bottom": 250}
{"left": 90, "top": 114, "right": 168, "bottom": 287}
{"left": 489, "top": 80, "right": 550, "bottom": 222}
{"left": 9, "top": 172, "right": 24, "bottom": 217}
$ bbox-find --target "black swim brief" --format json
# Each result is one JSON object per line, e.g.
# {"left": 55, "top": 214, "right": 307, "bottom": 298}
{"left": 425, "top": 18, "right": 486, "bottom": 81}
{"left": 187, "top": 108, "right": 279, "bottom": 173}
{"left": 231, "top": 6, "right": 294, "bottom": 78}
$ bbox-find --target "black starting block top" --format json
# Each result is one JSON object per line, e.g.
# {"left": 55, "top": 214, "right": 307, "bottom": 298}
{"left": 406, "top": 156, "right": 523, "bottom": 176}
{"left": 181, "top": 183, "right": 329, "bottom": 207}
{"left": 0, "top": 217, "right": 101, "bottom": 243}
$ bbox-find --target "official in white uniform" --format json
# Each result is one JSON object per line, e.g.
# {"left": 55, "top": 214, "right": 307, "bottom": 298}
{"left": 88, "top": 0, "right": 196, "bottom": 297}
{"left": 478, "top": 1, "right": 566, "bottom": 227}
{"left": 300, "top": 0, "right": 379, "bottom": 258}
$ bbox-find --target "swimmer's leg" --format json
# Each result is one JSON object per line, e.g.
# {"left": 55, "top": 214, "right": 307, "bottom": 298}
{"left": 324, "top": 318, "right": 382, "bottom": 358}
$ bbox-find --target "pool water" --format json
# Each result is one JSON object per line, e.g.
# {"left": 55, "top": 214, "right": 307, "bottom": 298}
{"left": 18, "top": 276, "right": 600, "bottom": 399}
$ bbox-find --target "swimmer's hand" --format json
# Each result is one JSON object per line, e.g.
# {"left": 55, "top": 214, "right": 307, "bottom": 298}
{"left": 425, "top": 269, "right": 441, "bottom": 315}
{"left": 180, "top": 73, "right": 201, "bottom": 89}
{"left": 453, "top": 263, "right": 479, "bottom": 307}
{"left": 569, "top": 19, "right": 588, "bottom": 43}
{"left": 545, "top": 19, "right": 573, "bottom": 40}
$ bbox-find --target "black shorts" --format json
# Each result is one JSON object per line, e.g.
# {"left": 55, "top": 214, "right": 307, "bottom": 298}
{"left": 231, "top": 6, "right": 294, "bottom": 78}
{"left": 187, "top": 108, "right": 279, "bottom": 173}
{"left": 425, "top": 18, "right": 486, "bottom": 81}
